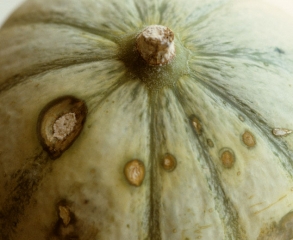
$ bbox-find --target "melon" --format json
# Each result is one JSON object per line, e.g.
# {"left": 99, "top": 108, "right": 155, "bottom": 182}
{"left": 0, "top": 0, "right": 293, "bottom": 239}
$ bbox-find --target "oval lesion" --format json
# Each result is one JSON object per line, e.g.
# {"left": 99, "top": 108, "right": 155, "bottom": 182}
{"left": 161, "top": 153, "right": 177, "bottom": 172}
{"left": 242, "top": 130, "right": 256, "bottom": 148}
{"left": 123, "top": 159, "right": 145, "bottom": 187}
{"left": 37, "top": 96, "right": 87, "bottom": 159}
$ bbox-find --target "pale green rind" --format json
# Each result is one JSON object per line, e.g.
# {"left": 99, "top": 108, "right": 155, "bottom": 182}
{"left": 0, "top": 61, "right": 151, "bottom": 239}
{"left": 177, "top": 76, "right": 293, "bottom": 239}
{"left": 0, "top": 24, "right": 118, "bottom": 89}
{"left": 13, "top": 81, "right": 151, "bottom": 240}
{"left": 0, "top": 0, "right": 293, "bottom": 239}
{"left": 187, "top": 0, "right": 293, "bottom": 130}
{"left": 153, "top": 88, "right": 226, "bottom": 239}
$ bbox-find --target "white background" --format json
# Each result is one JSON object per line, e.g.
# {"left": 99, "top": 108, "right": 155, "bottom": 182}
{"left": 0, "top": 0, "right": 25, "bottom": 27}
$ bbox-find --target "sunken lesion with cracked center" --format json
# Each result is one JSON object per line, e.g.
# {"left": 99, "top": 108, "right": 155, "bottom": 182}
{"left": 37, "top": 96, "right": 87, "bottom": 159}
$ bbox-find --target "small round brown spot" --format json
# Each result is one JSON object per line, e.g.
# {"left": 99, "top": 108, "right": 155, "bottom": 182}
{"left": 124, "top": 160, "right": 145, "bottom": 187}
{"left": 161, "top": 153, "right": 177, "bottom": 172}
{"left": 220, "top": 149, "right": 235, "bottom": 168}
{"left": 191, "top": 116, "right": 202, "bottom": 135}
{"left": 238, "top": 115, "right": 245, "bottom": 122}
{"left": 207, "top": 139, "right": 214, "bottom": 148}
{"left": 242, "top": 131, "right": 256, "bottom": 147}
{"left": 237, "top": 171, "right": 241, "bottom": 176}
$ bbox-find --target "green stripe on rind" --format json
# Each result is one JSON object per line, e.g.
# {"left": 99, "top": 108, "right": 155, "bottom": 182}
{"left": 148, "top": 90, "right": 162, "bottom": 240}
{"left": 172, "top": 86, "right": 245, "bottom": 240}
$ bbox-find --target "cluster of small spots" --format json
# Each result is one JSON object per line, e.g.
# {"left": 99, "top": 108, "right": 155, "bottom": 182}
{"left": 161, "top": 153, "right": 177, "bottom": 172}
{"left": 124, "top": 159, "right": 145, "bottom": 187}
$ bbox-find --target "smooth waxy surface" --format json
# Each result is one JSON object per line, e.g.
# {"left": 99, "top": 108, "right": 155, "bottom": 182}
{"left": 0, "top": 0, "right": 293, "bottom": 239}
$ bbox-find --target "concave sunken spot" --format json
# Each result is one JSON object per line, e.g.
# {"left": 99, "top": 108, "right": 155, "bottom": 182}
{"left": 124, "top": 159, "right": 145, "bottom": 187}
{"left": 242, "top": 130, "right": 256, "bottom": 148}
{"left": 37, "top": 96, "right": 87, "bottom": 159}
{"left": 220, "top": 148, "right": 235, "bottom": 169}
{"left": 161, "top": 153, "right": 177, "bottom": 172}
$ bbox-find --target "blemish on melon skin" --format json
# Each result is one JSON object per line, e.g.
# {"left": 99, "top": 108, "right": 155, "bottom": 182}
{"left": 207, "top": 139, "right": 214, "bottom": 148}
{"left": 274, "top": 47, "right": 285, "bottom": 54}
{"left": 37, "top": 96, "right": 87, "bottom": 159}
{"left": 219, "top": 149, "right": 235, "bottom": 169}
{"left": 191, "top": 116, "right": 202, "bottom": 135}
{"left": 52, "top": 200, "right": 98, "bottom": 239}
{"left": 272, "top": 128, "right": 292, "bottom": 137}
{"left": 242, "top": 131, "right": 256, "bottom": 148}
{"left": 124, "top": 160, "right": 145, "bottom": 187}
{"left": 238, "top": 115, "right": 245, "bottom": 122}
{"left": 58, "top": 205, "right": 71, "bottom": 226}
{"left": 161, "top": 153, "right": 177, "bottom": 172}
{"left": 258, "top": 211, "right": 293, "bottom": 239}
